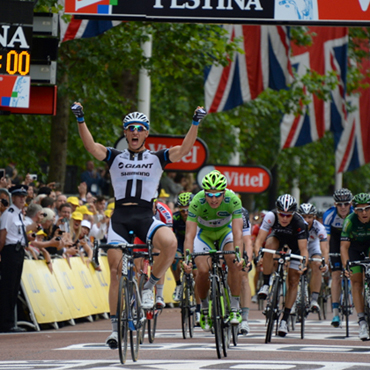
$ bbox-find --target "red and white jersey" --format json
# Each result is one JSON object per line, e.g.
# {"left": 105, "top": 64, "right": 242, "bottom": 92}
{"left": 154, "top": 201, "right": 173, "bottom": 229}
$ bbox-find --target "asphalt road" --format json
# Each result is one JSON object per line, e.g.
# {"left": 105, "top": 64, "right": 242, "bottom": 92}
{"left": 0, "top": 305, "right": 369, "bottom": 370}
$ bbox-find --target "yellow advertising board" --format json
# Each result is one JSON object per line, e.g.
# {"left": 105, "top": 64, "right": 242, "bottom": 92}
{"left": 87, "top": 260, "right": 109, "bottom": 313}
{"left": 52, "top": 258, "right": 92, "bottom": 318}
{"left": 21, "top": 260, "right": 72, "bottom": 324}
{"left": 68, "top": 257, "right": 106, "bottom": 315}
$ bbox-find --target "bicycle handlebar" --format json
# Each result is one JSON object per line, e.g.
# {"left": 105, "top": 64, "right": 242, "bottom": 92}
{"left": 260, "top": 248, "right": 304, "bottom": 262}
{"left": 94, "top": 241, "right": 156, "bottom": 267}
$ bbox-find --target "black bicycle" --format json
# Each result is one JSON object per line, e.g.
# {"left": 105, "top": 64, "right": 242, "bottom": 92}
{"left": 259, "top": 247, "right": 305, "bottom": 343}
{"left": 347, "top": 258, "right": 370, "bottom": 340}
{"left": 96, "top": 236, "right": 151, "bottom": 364}
{"left": 191, "top": 249, "right": 237, "bottom": 359}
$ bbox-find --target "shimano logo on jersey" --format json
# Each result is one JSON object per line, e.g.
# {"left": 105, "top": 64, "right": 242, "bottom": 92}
{"left": 121, "top": 171, "right": 150, "bottom": 177}
{"left": 118, "top": 162, "right": 124, "bottom": 169}
{"left": 125, "top": 163, "right": 154, "bottom": 169}
{"left": 217, "top": 211, "right": 230, "bottom": 217}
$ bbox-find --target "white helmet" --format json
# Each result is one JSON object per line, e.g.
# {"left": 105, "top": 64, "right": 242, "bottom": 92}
{"left": 123, "top": 112, "right": 150, "bottom": 130}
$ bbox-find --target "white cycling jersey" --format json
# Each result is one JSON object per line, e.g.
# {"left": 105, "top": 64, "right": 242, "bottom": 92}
{"left": 307, "top": 219, "right": 327, "bottom": 257}
{"left": 104, "top": 147, "right": 171, "bottom": 207}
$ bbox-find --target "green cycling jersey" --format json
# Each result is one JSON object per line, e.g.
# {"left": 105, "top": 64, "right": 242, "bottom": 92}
{"left": 187, "top": 189, "right": 242, "bottom": 231}
{"left": 341, "top": 212, "right": 370, "bottom": 246}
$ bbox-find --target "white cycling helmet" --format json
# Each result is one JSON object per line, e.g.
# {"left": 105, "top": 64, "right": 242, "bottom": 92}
{"left": 123, "top": 112, "right": 150, "bottom": 130}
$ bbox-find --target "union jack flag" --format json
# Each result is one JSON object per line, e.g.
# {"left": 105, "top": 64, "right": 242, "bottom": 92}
{"left": 335, "top": 49, "right": 370, "bottom": 172}
{"left": 204, "top": 25, "right": 293, "bottom": 113}
{"left": 280, "top": 27, "right": 349, "bottom": 149}
{"left": 59, "top": 0, "right": 121, "bottom": 43}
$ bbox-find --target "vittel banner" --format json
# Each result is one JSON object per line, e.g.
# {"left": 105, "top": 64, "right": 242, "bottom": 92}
{"left": 115, "top": 134, "right": 208, "bottom": 172}
{"left": 197, "top": 164, "right": 271, "bottom": 193}
{"left": 65, "top": 0, "right": 370, "bottom": 25}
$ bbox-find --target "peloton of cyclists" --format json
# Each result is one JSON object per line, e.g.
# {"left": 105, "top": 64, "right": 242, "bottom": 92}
{"left": 255, "top": 194, "right": 309, "bottom": 337}
{"left": 183, "top": 170, "right": 245, "bottom": 331}
{"left": 297, "top": 203, "right": 329, "bottom": 312}
{"left": 323, "top": 188, "right": 353, "bottom": 328}
{"left": 341, "top": 193, "right": 370, "bottom": 341}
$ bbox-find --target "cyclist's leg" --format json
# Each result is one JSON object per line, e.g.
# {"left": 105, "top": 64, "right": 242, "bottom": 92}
{"left": 349, "top": 248, "right": 368, "bottom": 340}
{"left": 193, "top": 231, "right": 213, "bottom": 331}
{"left": 172, "top": 250, "right": 183, "bottom": 302}
{"left": 240, "top": 268, "right": 251, "bottom": 335}
{"left": 309, "top": 250, "right": 322, "bottom": 311}
{"left": 258, "top": 235, "right": 280, "bottom": 299}
{"left": 278, "top": 266, "right": 300, "bottom": 337}
{"left": 106, "top": 248, "right": 123, "bottom": 348}
{"left": 142, "top": 224, "right": 177, "bottom": 308}
{"left": 329, "top": 239, "right": 342, "bottom": 327}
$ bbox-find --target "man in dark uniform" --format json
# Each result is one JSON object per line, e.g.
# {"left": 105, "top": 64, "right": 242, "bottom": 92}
{"left": 0, "top": 185, "right": 29, "bottom": 332}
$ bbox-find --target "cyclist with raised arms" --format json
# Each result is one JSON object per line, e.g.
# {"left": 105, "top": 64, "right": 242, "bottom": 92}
{"left": 71, "top": 101, "right": 207, "bottom": 349}
{"left": 255, "top": 194, "right": 309, "bottom": 337}
{"left": 183, "top": 170, "right": 244, "bottom": 331}
{"left": 298, "top": 203, "right": 329, "bottom": 311}
{"left": 341, "top": 193, "right": 370, "bottom": 341}
{"left": 323, "top": 188, "right": 353, "bottom": 328}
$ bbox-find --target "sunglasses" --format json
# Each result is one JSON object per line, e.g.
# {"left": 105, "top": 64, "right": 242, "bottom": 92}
{"left": 335, "top": 202, "right": 351, "bottom": 207}
{"left": 277, "top": 211, "right": 294, "bottom": 218}
{"left": 355, "top": 205, "right": 370, "bottom": 212}
{"left": 205, "top": 192, "right": 224, "bottom": 198}
{"left": 179, "top": 209, "right": 189, "bottom": 213}
{"left": 126, "top": 125, "right": 147, "bottom": 132}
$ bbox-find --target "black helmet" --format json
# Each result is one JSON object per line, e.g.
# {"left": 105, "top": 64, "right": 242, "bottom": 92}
{"left": 276, "top": 194, "right": 297, "bottom": 213}
{"left": 298, "top": 203, "right": 317, "bottom": 215}
{"left": 333, "top": 188, "right": 352, "bottom": 203}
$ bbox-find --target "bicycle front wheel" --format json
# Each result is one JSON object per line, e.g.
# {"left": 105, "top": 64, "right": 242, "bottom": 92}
{"left": 299, "top": 276, "right": 306, "bottom": 340}
{"left": 342, "top": 277, "right": 350, "bottom": 338}
{"left": 211, "top": 277, "right": 226, "bottom": 358}
{"left": 138, "top": 274, "right": 148, "bottom": 344}
{"left": 265, "top": 278, "right": 279, "bottom": 344}
{"left": 117, "top": 276, "right": 129, "bottom": 364}
{"left": 181, "top": 283, "right": 189, "bottom": 339}
{"left": 129, "top": 280, "right": 142, "bottom": 362}
{"left": 148, "top": 310, "right": 158, "bottom": 343}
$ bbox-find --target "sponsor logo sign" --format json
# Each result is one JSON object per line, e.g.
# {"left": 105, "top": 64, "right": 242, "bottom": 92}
{"left": 115, "top": 134, "right": 208, "bottom": 172}
{"left": 65, "top": 0, "right": 370, "bottom": 25}
{"left": 197, "top": 164, "right": 271, "bottom": 194}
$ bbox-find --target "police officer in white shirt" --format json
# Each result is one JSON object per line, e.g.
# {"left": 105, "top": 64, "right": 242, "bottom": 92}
{"left": 0, "top": 185, "right": 29, "bottom": 332}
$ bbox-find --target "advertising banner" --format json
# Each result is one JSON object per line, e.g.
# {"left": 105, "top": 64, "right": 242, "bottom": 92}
{"left": 115, "top": 134, "right": 208, "bottom": 172}
{"left": 65, "top": 0, "right": 370, "bottom": 25}
{"left": 22, "top": 260, "right": 72, "bottom": 324}
{"left": 197, "top": 164, "right": 271, "bottom": 193}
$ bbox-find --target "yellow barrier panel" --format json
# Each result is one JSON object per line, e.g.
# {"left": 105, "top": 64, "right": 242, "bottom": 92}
{"left": 22, "top": 260, "right": 72, "bottom": 324}
{"left": 52, "top": 258, "right": 92, "bottom": 319}
{"left": 68, "top": 257, "right": 106, "bottom": 315}
{"left": 87, "top": 259, "right": 109, "bottom": 313}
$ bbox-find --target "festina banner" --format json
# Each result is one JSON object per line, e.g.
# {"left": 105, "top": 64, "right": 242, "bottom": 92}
{"left": 65, "top": 0, "right": 370, "bottom": 25}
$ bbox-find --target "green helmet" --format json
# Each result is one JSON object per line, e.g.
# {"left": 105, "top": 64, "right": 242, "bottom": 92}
{"left": 176, "top": 192, "right": 193, "bottom": 208}
{"left": 352, "top": 193, "right": 370, "bottom": 207}
{"left": 202, "top": 171, "right": 227, "bottom": 191}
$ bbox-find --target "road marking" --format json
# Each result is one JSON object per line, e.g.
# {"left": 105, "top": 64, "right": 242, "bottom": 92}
{"left": 0, "top": 360, "right": 369, "bottom": 370}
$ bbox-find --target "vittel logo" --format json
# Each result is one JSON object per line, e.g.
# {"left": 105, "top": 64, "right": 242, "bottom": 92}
{"left": 224, "top": 171, "right": 266, "bottom": 187}
{"left": 153, "top": 0, "right": 264, "bottom": 11}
